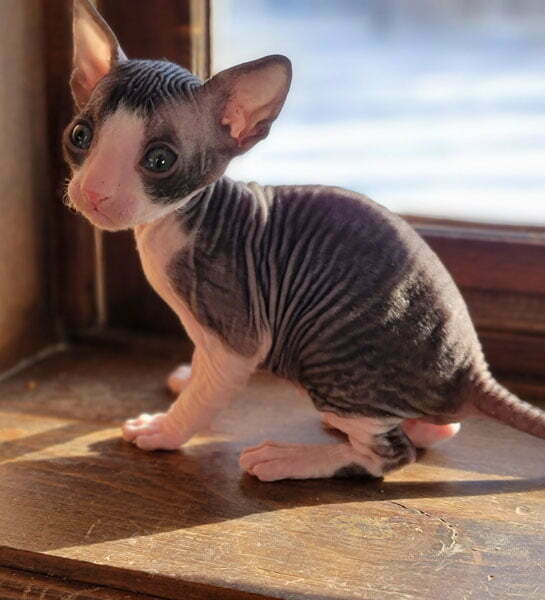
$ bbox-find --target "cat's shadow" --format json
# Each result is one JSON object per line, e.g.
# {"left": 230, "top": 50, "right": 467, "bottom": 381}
{"left": 1, "top": 426, "right": 542, "bottom": 554}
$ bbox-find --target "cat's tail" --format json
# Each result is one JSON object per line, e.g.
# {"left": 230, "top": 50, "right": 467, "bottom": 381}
{"left": 470, "top": 377, "right": 545, "bottom": 439}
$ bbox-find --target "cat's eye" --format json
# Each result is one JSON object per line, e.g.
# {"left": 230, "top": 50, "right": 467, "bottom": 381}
{"left": 70, "top": 122, "right": 93, "bottom": 150}
{"left": 142, "top": 146, "right": 177, "bottom": 174}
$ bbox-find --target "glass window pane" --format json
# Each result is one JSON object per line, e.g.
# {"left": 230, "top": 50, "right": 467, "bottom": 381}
{"left": 213, "top": 0, "right": 545, "bottom": 225}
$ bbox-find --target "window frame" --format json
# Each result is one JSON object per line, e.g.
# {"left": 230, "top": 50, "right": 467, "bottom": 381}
{"left": 39, "top": 0, "right": 545, "bottom": 382}
{"left": 408, "top": 218, "right": 545, "bottom": 379}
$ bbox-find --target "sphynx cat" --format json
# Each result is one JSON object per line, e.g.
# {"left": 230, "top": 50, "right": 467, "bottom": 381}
{"left": 64, "top": 0, "right": 545, "bottom": 481}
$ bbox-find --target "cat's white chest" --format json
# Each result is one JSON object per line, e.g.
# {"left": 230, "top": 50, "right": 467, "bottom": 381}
{"left": 134, "top": 214, "right": 205, "bottom": 344}
{"left": 134, "top": 213, "right": 183, "bottom": 292}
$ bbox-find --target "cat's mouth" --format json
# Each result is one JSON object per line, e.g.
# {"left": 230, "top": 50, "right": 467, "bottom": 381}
{"left": 84, "top": 206, "right": 119, "bottom": 230}
{"left": 72, "top": 194, "right": 124, "bottom": 230}
{"left": 69, "top": 188, "right": 127, "bottom": 231}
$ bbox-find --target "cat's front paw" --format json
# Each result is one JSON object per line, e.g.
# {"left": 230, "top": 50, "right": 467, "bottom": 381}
{"left": 122, "top": 412, "right": 186, "bottom": 451}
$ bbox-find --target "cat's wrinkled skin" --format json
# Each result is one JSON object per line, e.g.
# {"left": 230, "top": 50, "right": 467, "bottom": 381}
{"left": 64, "top": 0, "right": 545, "bottom": 481}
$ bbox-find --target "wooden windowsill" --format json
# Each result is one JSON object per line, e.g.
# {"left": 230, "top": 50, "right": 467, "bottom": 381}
{"left": 0, "top": 340, "right": 544, "bottom": 599}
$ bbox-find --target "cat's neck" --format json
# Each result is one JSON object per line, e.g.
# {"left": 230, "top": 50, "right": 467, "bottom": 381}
{"left": 133, "top": 180, "right": 212, "bottom": 240}
{"left": 172, "top": 176, "right": 273, "bottom": 234}
{"left": 134, "top": 176, "right": 272, "bottom": 244}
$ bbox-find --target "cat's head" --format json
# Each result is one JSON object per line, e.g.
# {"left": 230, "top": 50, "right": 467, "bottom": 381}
{"left": 64, "top": 0, "right": 291, "bottom": 231}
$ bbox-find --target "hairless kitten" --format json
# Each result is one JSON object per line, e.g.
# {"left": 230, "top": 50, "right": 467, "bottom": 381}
{"left": 64, "top": 0, "right": 545, "bottom": 481}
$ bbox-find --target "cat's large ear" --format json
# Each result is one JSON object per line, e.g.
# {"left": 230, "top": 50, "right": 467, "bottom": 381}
{"left": 71, "top": 0, "right": 127, "bottom": 109}
{"left": 206, "top": 55, "right": 292, "bottom": 153}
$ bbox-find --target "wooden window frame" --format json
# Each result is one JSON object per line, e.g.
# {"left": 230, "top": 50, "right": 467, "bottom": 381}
{"left": 39, "top": 0, "right": 545, "bottom": 385}
{"left": 408, "top": 218, "right": 545, "bottom": 380}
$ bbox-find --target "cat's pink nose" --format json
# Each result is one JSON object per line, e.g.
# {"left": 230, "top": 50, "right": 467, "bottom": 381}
{"left": 83, "top": 188, "right": 110, "bottom": 209}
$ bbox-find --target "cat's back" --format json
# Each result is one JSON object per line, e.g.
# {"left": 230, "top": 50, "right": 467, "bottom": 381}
{"left": 261, "top": 182, "right": 460, "bottom": 322}
{"left": 265, "top": 183, "right": 437, "bottom": 281}
{"left": 261, "top": 183, "right": 483, "bottom": 418}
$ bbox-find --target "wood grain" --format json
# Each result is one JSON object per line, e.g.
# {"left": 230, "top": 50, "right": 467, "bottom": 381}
{"left": 480, "top": 329, "right": 545, "bottom": 379}
{"left": 97, "top": 0, "right": 202, "bottom": 336}
{"left": 0, "top": 566, "right": 159, "bottom": 600}
{"left": 464, "top": 288, "right": 545, "bottom": 335}
{"left": 40, "top": 0, "right": 206, "bottom": 336}
{"left": 0, "top": 0, "right": 57, "bottom": 370}
{"left": 0, "top": 346, "right": 544, "bottom": 599}
{"left": 417, "top": 222, "right": 545, "bottom": 296}
{"left": 43, "top": 0, "right": 98, "bottom": 332}
{"left": 414, "top": 221, "right": 545, "bottom": 378}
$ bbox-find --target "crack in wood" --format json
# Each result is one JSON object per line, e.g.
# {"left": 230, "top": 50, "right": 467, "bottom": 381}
{"left": 389, "top": 500, "right": 461, "bottom": 556}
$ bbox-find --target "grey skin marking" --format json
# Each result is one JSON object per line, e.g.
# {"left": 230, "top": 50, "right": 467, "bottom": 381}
{"left": 65, "top": 0, "right": 545, "bottom": 477}
{"left": 168, "top": 177, "right": 481, "bottom": 424}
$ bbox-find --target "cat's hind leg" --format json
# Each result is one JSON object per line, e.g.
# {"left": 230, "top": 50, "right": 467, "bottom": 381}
{"left": 240, "top": 440, "right": 367, "bottom": 481}
{"left": 323, "top": 413, "right": 461, "bottom": 449}
{"left": 401, "top": 419, "right": 461, "bottom": 448}
{"left": 240, "top": 413, "right": 417, "bottom": 482}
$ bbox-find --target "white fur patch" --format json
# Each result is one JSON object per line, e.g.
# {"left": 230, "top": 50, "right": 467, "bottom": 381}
{"left": 69, "top": 108, "right": 159, "bottom": 230}
{"left": 125, "top": 212, "right": 271, "bottom": 451}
